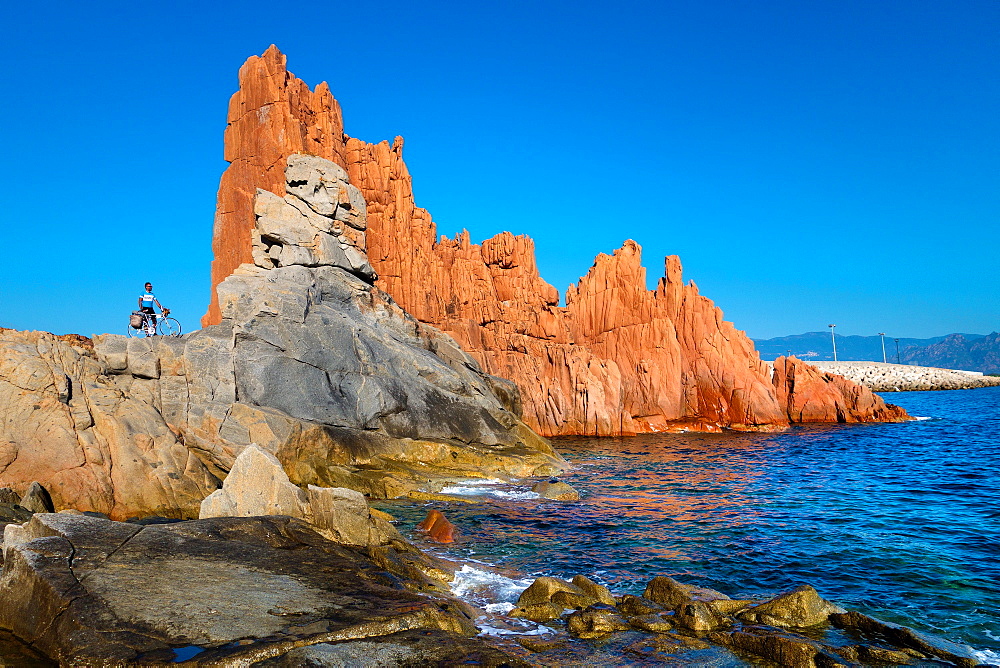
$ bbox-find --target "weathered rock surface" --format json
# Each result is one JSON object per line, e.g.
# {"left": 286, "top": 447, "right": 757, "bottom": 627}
{"left": 19, "top": 483, "right": 54, "bottom": 514}
{"left": 0, "top": 157, "right": 561, "bottom": 519}
{"left": 199, "top": 444, "right": 398, "bottom": 546}
{"left": 565, "top": 604, "right": 631, "bottom": 638}
{"left": 617, "top": 594, "right": 665, "bottom": 616}
{"left": 737, "top": 584, "right": 845, "bottom": 628}
{"left": 707, "top": 628, "right": 841, "bottom": 668}
{"left": 256, "top": 629, "right": 526, "bottom": 668}
{"left": 0, "top": 513, "right": 514, "bottom": 666}
{"left": 0, "top": 329, "right": 220, "bottom": 518}
{"left": 571, "top": 574, "right": 616, "bottom": 606}
{"left": 203, "top": 46, "right": 908, "bottom": 435}
{"left": 644, "top": 575, "right": 730, "bottom": 609}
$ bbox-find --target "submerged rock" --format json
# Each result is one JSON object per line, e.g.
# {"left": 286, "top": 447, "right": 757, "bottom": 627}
{"left": 416, "top": 509, "right": 456, "bottom": 544}
{"left": 532, "top": 479, "right": 580, "bottom": 501}
{"left": 0, "top": 513, "right": 510, "bottom": 666}
{"left": 830, "top": 610, "right": 979, "bottom": 667}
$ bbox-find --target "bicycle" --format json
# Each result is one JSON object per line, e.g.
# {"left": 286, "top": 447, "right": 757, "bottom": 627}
{"left": 128, "top": 308, "right": 182, "bottom": 338}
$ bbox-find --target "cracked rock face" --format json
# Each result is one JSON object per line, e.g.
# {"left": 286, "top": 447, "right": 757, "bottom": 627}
{"left": 0, "top": 513, "right": 491, "bottom": 665}
{"left": 0, "top": 158, "right": 561, "bottom": 519}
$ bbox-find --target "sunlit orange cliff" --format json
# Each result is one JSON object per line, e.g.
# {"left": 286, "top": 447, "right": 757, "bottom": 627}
{"left": 204, "top": 46, "right": 910, "bottom": 436}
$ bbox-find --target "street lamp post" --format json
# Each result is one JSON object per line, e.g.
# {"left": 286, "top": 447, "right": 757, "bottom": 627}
{"left": 878, "top": 333, "right": 887, "bottom": 363}
{"left": 828, "top": 324, "right": 837, "bottom": 362}
{"left": 894, "top": 338, "right": 900, "bottom": 364}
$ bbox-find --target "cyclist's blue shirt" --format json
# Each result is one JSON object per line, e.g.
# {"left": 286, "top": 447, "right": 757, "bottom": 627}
{"left": 140, "top": 292, "right": 156, "bottom": 308}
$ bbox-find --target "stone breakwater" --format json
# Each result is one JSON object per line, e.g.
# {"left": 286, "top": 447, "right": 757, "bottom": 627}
{"left": 788, "top": 361, "right": 1000, "bottom": 392}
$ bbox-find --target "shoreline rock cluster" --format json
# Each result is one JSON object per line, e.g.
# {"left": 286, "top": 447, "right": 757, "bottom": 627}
{"left": 495, "top": 573, "right": 983, "bottom": 667}
{"left": 0, "top": 449, "right": 519, "bottom": 665}
{"left": 0, "top": 469, "right": 989, "bottom": 666}
{"left": 797, "top": 361, "right": 1000, "bottom": 392}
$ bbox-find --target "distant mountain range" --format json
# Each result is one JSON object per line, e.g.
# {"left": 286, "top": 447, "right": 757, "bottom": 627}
{"left": 753, "top": 331, "right": 1000, "bottom": 374}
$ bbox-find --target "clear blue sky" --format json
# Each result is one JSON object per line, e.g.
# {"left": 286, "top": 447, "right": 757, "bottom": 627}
{"left": 2, "top": 0, "right": 997, "bottom": 339}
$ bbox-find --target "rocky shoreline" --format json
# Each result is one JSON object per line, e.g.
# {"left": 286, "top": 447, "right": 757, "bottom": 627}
{"left": 0, "top": 471, "right": 987, "bottom": 666}
{"left": 482, "top": 573, "right": 984, "bottom": 667}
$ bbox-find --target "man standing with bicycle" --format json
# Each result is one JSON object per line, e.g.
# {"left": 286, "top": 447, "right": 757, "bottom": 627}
{"left": 138, "top": 282, "right": 165, "bottom": 333}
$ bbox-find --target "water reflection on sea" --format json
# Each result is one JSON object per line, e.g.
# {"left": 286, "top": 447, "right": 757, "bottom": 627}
{"left": 378, "top": 386, "right": 1000, "bottom": 659}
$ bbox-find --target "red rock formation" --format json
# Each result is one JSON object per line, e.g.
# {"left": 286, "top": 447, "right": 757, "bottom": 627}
{"left": 204, "top": 46, "right": 910, "bottom": 434}
{"left": 204, "top": 45, "right": 348, "bottom": 326}
{"left": 417, "top": 509, "right": 456, "bottom": 544}
{"left": 771, "top": 357, "right": 909, "bottom": 423}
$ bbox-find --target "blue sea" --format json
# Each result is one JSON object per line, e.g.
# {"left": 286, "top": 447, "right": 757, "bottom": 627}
{"left": 380, "top": 387, "right": 1000, "bottom": 663}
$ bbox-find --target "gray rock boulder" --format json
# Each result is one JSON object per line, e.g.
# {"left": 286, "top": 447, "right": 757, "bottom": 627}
{"left": 199, "top": 444, "right": 398, "bottom": 546}
{"left": 19, "top": 482, "right": 54, "bottom": 514}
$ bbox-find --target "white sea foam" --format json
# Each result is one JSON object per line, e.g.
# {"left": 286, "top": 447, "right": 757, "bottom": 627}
{"left": 973, "top": 648, "right": 1000, "bottom": 666}
{"left": 477, "top": 620, "right": 557, "bottom": 636}
{"left": 489, "top": 489, "right": 541, "bottom": 500}
{"left": 439, "top": 483, "right": 540, "bottom": 500}
{"left": 913, "top": 416, "right": 934, "bottom": 421}
{"left": 438, "top": 485, "right": 492, "bottom": 496}
{"left": 449, "top": 564, "right": 533, "bottom": 602}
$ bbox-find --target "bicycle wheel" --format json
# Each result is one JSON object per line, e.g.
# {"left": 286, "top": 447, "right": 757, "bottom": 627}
{"left": 127, "top": 323, "right": 151, "bottom": 338}
{"left": 158, "top": 317, "right": 182, "bottom": 337}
